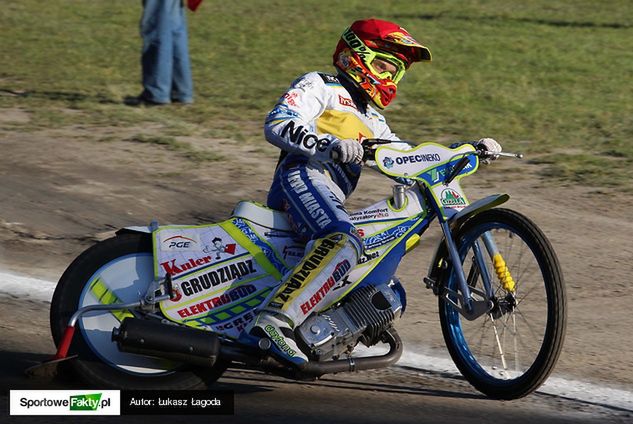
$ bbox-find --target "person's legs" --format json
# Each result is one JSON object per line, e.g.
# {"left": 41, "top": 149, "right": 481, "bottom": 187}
{"left": 140, "top": 0, "right": 177, "bottom": 103}
{"left": 171, "top": 2, "right": 193, "bottom": 103}
{"left": 242, "top": 165, "right": 362, "bottom": 367}
{"left": 270, "top": 166, "right": 362, "bottom": 323}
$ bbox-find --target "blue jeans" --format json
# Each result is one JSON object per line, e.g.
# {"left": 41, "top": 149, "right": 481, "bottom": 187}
{"left": 140, "top": 0, "right": 193, "bottom": 103}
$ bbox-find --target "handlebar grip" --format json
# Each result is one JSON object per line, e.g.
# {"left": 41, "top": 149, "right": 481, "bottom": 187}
{"left": 360, "top": 138, "right": 392, "bottom": 162}
{"left": 476, "top": 150, "right": 524, "bottom": 159}
{"left": 362, "top": 145, "right": 375, "bottom": 162}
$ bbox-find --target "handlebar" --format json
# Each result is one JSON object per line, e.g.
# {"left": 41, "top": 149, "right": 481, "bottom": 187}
{"left": 488, "top": 151, "right": 524, "bottom": 159}
{"left": 361, "top": 138, "right": 399, "bottom": 162}
{"left": 360, "top": 138, "right": 523, "bottom": 163}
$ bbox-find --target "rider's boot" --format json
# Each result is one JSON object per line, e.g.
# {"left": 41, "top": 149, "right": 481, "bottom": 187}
{"left": 239, "top": 309, "right": 309, "bottom": 368}
{"left": 239, "top": 232, "right": 359, "bottom": 368}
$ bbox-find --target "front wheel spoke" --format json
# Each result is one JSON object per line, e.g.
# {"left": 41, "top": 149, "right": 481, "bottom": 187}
{"left": 515, "top": 315, "right": 542, "bottom": 365}
{"left": 512, "top": 313, "right": 520, "bottom": 371}
{"left": 463, "top": 315, "right": 493, "bottom": 354}
{"left": 502, "top": 311, "right": 525, "bottom": 372}
{"left": 515, "top": 256, "right": 537, "bottom": 284}
{"left": 513, "top": 306, "right": 544, "bottom": 340}
{"left": 514, "top": 281, "right": 543, "bottom": 307}
{"left": 490, "top": 316, "right": 508, "bottom": 371}
{"left": 495, "top": 313, "right": 531, "bottom": 374}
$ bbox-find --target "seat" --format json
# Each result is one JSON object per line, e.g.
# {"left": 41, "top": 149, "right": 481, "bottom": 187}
{"left": 231, "top": 201, "right": 293, "bottom": 232}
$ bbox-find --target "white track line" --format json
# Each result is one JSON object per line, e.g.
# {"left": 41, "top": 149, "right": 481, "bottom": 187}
{"left": 398, "top": 349, "right": 633, "bottom": 411}
{"left": 1, "top": 270, "right": 632, "bottom": 411}
{"left": 0, "top": 270, "right": 55, "bottom": 303}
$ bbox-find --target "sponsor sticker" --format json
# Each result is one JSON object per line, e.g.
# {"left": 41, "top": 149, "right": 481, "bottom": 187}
{"left": 202, "top": 237, "right": 236, "bottom": 260}
{"left": 283, "top": 92, "right": 299, "bottom": 107}
{"left": 338, "top": 94, "right": 356, "bottom": 109}
{"left": 294, "top": 78, "right": 314, "bottom": 91}
{"left": 395, "top": 153, "right": 441, "bottom": 165}
{"left": 280, "top": 121, "right": 331, "bottom": 153}
{"left": 286, "top": 169, "right": 333, "bottom": 229}
{"left": 349, "top": 207, "right": 390, "bottom": 222}
{"left": 274, "top": 234, "right": 341, "bottom": 306}
{"left": 358, "top": 251, "right": 380, "bottom": 264}
{"left": 176, "top": 285, "right": 257, "bottom": 318}
{"left": 300, "top": 259, "right": 351, "bottom": 314}
{"left": 264, "top": 324, "right": 297, "bottom": 357}
{"left": 159, "top": 233, "right": 202, "bottom": 252}
{"left": 440, "top": 188, "right": 467, "bottom": 207}
{"left": 161, "top": 255, "right": 214, "bottom": 276}
{"left": 212, "top": 310, "right": 256, "bottom": 333}
{"left": 363, "top": 221, "right": 416, "bottom": 250}
{"left": 318, "top": 73, "right": 339, "bottom": 85}
{"left": 178, "top": 259, "right": 258, "bottom": 297}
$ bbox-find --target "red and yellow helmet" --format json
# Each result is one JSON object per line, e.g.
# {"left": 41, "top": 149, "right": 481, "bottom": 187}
{"left": 333, "top": 19, "right": 431, "bottom": 109}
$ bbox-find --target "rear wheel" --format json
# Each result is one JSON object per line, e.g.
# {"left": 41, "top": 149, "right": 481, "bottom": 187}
{"left": 438, "top": 208, "right": 566, "bottom": 399}
{"left": 50, "top": 233, "right": 227, "bottom": 389}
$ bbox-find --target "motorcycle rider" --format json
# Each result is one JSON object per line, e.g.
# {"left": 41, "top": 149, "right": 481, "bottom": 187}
{"left": 240, "top": 18, "right": 502, "bottom": 368}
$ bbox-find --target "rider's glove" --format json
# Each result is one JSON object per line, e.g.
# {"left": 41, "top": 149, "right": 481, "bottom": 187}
{"left": 330, "top": 138, "right": 364, "bottom": 164}
{"left": 474, "top": 138, "right": 502, "bottom": 164}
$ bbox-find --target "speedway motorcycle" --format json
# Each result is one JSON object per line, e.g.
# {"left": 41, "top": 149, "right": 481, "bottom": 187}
{"left": 44, "top": 140, "right": 566, "bottom": 400}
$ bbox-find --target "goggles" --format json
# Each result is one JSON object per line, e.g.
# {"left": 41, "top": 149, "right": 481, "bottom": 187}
{"left": 367, "top": 53, "right": 407, "bottom": 84}
{"left": 343, "top": 28, "right": 408, "bottom": 84}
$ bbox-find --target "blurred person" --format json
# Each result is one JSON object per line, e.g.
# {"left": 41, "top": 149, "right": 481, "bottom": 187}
{"left": 128, "top": 0, "right": 203, "bottom": 106}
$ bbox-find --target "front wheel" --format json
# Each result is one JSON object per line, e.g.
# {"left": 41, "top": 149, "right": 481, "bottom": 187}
{"left": 438, "top": 208, "right": 566, "bottom": 399}
{"left": 50, "top": 233, "right": 227, "bottom": 389}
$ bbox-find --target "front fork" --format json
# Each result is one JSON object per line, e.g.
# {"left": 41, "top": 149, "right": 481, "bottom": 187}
{"left": 437, "top": 220, "right": 515, "bottom": 321}
{"left": 438, "top": 220, "right": 490, "bottom": 321}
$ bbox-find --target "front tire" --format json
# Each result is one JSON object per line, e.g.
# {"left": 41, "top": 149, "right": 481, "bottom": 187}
{"left": 50, "top": 233, "right": 226, "bottom": 389}
{"left": 438, "top": 208, "right": 566, "bottom": 399}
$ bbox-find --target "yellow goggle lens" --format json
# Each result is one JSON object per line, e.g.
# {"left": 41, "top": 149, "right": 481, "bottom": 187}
{"left": 368, "top": 54, "right": 406, "bottom": 84}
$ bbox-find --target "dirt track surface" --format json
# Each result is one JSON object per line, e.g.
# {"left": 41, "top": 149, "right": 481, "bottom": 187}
{"left": 1, "top": 111, "right": 633, "bottom": 421}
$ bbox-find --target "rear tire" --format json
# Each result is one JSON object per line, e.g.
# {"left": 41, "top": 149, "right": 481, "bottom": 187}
{"left": 50, "top": 233, "right": 227, "bottom": 389}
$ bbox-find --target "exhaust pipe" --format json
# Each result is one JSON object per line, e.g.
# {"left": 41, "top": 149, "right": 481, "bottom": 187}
{"left": 300, "top": 328, "right": 403, "bottom": 376}
{"left": 112, "top": 318, "right": 220, "bottom": 368}
{"left": 113, "top": 318, "right": 401, "bottom": 377}
{"left": 222, "top": 328, "right": 404, "bottom": 378}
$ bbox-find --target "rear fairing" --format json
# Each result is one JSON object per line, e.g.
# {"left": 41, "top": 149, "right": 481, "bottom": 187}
{"left": 153, "top": 219, "right": 300, "bottom": 338}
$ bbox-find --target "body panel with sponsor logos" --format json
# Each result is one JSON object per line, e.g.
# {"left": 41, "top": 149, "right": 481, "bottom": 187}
{"left": 152, "top": 188, "right": 433, "bottom": 339}
{"left": 154, "top": 220, "right": 301, "bottom": 338}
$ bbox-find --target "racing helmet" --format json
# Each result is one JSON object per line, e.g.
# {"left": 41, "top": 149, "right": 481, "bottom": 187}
{"left": 333, "top": 19, "right": 431, "bottom": 109}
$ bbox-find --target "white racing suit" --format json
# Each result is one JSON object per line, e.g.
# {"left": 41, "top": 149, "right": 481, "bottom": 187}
{"left": 242, "top": 71, "right": 409, "bottom": 366}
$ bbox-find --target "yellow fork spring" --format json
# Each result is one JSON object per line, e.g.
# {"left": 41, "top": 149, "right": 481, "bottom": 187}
{"left": 493, "top": 253, "right": 516, "bottom": 293}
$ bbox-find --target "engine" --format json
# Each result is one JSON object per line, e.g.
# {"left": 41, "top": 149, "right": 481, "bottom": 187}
{"left": 296, "top": 282, "right": 403, "bottom": 361}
